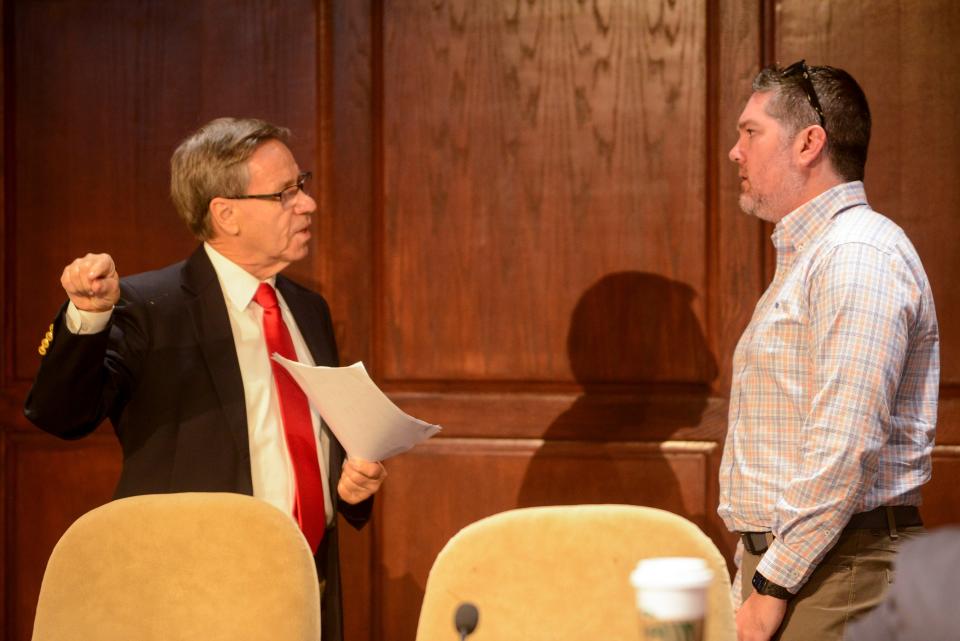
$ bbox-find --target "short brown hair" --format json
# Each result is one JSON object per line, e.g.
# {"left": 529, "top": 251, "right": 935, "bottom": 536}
{"left": 170, "top": 117, "right": 290, "bottom": 239}
{"left": 753, "top": 64, "right": 871, "bottom": 182}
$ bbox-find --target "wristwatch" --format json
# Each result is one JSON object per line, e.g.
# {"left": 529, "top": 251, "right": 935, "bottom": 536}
{"left": 751, "top": 571, "right": 793, "bottom": 600}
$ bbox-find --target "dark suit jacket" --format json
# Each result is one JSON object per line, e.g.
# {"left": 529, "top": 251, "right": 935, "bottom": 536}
{"left": 25, "top": 246, "right": 370, "bottom": 641}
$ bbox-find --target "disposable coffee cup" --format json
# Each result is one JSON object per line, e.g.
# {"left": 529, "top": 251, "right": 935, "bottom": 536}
{"left": 629, "top": 556, "right": 713, "bottom": 641}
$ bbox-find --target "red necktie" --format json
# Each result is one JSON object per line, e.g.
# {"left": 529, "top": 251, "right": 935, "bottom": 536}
{"left": 254, "top": 282, "right": 326, "bottom": 553}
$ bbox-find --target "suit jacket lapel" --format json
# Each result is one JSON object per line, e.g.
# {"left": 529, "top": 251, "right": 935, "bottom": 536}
{"left": 180, "top": 246, "right": 251, "bottom": 470}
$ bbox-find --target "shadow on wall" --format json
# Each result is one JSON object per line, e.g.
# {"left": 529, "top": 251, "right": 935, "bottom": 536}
{"left": 516, "top": 271, "right": 718, "bottom": 517}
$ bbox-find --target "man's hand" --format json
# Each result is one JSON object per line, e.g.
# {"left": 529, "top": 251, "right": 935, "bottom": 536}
{"left": 337, "top": 458, "right": 387, "bottom": 504}
{"left": 736, "top": 591, "right": 787, "bottom": 641}
{"left": 61, "top": 253, "right": 120, "bottom": 312}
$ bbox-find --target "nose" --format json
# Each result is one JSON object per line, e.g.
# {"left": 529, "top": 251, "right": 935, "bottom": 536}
{"left": 728, "top": 140, "right": 742, "bottom": 163}
{"left": 293, "top": 189, "right": 317, "bottom": 216}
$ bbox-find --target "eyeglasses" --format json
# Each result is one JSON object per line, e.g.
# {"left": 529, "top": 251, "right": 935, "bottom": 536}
{"left": 781, "top": 60, "right": 826, "bottom": 129}
{"left": 225, "top": 171, "right": 311, "bottom": 208}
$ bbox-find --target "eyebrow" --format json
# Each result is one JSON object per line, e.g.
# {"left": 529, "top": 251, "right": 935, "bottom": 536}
{"left": 271, "top": 173, "right": 301, "bottom": 191}
{"left": 737, "top": 119, "right": 761, "bottom": 131}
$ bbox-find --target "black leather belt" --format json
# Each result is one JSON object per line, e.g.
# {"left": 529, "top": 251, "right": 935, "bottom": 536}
{"left": 847, "top": 505, "right": 922, "bottom": 529}
{"left": 740, "top": 506, "right": 922, "bottom": 555}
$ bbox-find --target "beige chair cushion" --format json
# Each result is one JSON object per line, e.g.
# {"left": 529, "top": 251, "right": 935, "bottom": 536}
{"left": 32, "top": 492, "right": 320, "bottom": 641}
{"left": 416, "top": 504, "right": 735, "bottom": 641}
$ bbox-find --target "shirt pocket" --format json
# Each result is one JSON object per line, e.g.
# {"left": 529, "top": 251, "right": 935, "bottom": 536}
{"left": 754, "top": 296, "right": 808, "bottom": 376}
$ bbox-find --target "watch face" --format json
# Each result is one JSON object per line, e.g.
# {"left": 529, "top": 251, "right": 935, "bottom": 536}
{"left": 752, "top": 571, "right": 791, "bottom": 599}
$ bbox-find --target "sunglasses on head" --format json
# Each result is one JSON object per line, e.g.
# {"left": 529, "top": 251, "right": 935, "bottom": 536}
{"left": 781, "top": 59, "right": 826, "bottom": 129}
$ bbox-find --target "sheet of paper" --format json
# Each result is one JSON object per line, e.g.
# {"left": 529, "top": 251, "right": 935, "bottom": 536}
{"left": 271, "top": 356, "right": 441, "bottom": 461}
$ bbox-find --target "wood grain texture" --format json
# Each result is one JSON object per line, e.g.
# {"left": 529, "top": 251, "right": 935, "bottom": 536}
{"left": 3, "top": 2, "right": 960, "bottom": 640}
{"left": 390, "top": 389, "right": 728, "bottom": 440}
{"left": 324, "top": 0, "right": 376, "bottom": 370}
{"left": 775, "top": 0, "right": 960, "bottom": 384}
{"left": 12, "top": 0, "right": 318, "bottom": 381}
{"left": 922, "top": 446, "right": 960, "bottom": 526}
{"left": 4, "top": 2, "right": 322, "bottom": 640}
{"left": 4, "top": 432, "right": 121, "bottom": 641}
{"left": 712, "top": 0, "right": 764, "bottom": 395}
{"left": 380, "top": 0, "right": 710, "bottom": 383}
{"left": 324, "top": 1, "right": 378, "bottom": 637}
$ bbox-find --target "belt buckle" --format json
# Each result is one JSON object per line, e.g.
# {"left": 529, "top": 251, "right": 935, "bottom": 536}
{"left": 742, "top": 532, "right": 769, "bottom": 555}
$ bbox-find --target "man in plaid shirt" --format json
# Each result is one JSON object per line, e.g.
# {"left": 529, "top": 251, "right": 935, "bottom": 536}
{"left": 718, "top": 62, "right": 939, "bottom": 641}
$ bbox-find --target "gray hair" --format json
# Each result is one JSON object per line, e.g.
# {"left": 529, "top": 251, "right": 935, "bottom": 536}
{"left": 170, "top": 117, "right": 290, "bottom": 239}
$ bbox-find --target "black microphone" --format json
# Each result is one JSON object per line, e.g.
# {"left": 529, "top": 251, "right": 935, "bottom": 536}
{"left": 454, "top": 602, "right": 479, "bottom": 640}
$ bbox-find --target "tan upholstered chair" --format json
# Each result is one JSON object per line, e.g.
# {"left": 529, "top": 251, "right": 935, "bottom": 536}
{"left": 416, "top": 504, "right": 735, "bottom": 641}
{"left": 32, "top": 492, "right": 320, "bottom": 641}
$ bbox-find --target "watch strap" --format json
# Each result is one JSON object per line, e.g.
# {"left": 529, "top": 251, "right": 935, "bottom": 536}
{"left": 751, "top": 570, "right": 793, "bottom": 600}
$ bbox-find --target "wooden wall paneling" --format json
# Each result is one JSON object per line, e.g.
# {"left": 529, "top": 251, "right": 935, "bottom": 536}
{"left": 6, "top": 2, "right": 956, "bottom": 640}
{"left": 924, "top": 397, "right": 960, "bottom": 524}
{"left": 712, "top": 0, "right": 764, "bottom": 396}
{"left": 923, "top": 446, "right": 960, "bottom": 526}
{"left": 774, "top": 0, "right": 960, "bottom": 386}
{"left": 375, "top": 438, "right": 717, "bottom": 641}
{"left": 369, "top": 1, "right": 738, "bottom": 637}
{"left": 775, "top": 0, "right": 960, "bottom": 525}
{"left": 5, "top": 2, "right": 324, "bottom": 640}
{"left": 13, "top": 0, "right": 319, "bottom": 382}
{"left": 380, "top": 0, "right": 709, "bottom": 384}
{"left": 325, "top": 2, "right": 377, "bottom": 639}
{"left": 326, "top": 0, "right": 376, "bottom": 369}
{"left": 371, "top": 3, "right": 726, "bottom": 636}
{"left": 1, "top": 0, "right": 7, "bottom": 386}
{"left": 5, "top": 433, "right": 121, "bottom": 641}
{"left": 0, "top": 0, "right": 7, "bottom": 628}
{"left": 1, "top": 429, "right": 6, "bottom": 641}
{"left": 391, "top": 390, "right": 730, "bottom": 441}
{"left": 14, "top": 0, "right": 193, "bottom": 381}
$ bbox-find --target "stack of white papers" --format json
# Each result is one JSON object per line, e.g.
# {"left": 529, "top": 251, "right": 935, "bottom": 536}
{"left": 271, "top": 356, "right": 442, "bottom": 461}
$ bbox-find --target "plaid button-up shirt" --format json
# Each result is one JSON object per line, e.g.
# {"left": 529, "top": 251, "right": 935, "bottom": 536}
{"left": 718, "top": 181, "right": 939, "bottom": 593}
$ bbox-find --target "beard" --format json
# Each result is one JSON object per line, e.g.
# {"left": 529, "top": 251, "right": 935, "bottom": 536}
{"left": 738, "top": 165, "right": 805, "bottom": 223}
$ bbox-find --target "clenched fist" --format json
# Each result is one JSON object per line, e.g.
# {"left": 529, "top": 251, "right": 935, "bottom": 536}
{"left": 61, "top": 253, "right": 120, "bottom": 312}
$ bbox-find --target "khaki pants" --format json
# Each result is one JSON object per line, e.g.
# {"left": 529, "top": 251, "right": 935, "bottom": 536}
{"left": 740, "top": 526, "right": 924, "bottom": 641}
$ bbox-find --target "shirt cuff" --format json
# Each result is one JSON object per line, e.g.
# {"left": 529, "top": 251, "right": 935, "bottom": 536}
{"left": 756, "top": 538, "right": 815, "bottom": 593}
{"left": 65, "top": 302, "right": 113, "bottom": 335}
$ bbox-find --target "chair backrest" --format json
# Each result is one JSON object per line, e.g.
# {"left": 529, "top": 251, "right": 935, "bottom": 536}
{"left": 32, "top": 492, "right": 320, "bottom": 641}
{"left": 416, "top": 504, "right": 735, "bottom": 641}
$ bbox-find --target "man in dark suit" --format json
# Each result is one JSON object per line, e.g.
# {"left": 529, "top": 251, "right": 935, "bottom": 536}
{"left": 24, "top": 117, "right": 385, "bottom": 641}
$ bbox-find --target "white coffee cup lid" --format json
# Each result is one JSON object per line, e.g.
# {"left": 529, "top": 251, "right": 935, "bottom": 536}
{"left": 629, "top": 556, "right": 713, "bottom": 591}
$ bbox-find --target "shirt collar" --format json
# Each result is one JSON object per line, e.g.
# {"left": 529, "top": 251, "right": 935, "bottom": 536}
{"left": 203, "top": 243, "right": 276, "bottom": 312}
{"left": 772, "top": 181, "right": 868, "bottom": 253}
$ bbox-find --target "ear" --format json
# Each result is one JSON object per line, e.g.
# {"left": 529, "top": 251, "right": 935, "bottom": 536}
{"left": 795, "top": 125, "right": 828, "bottom": 168}
{"left": 209, "top": 197, "right": 240, "bottom": 236}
